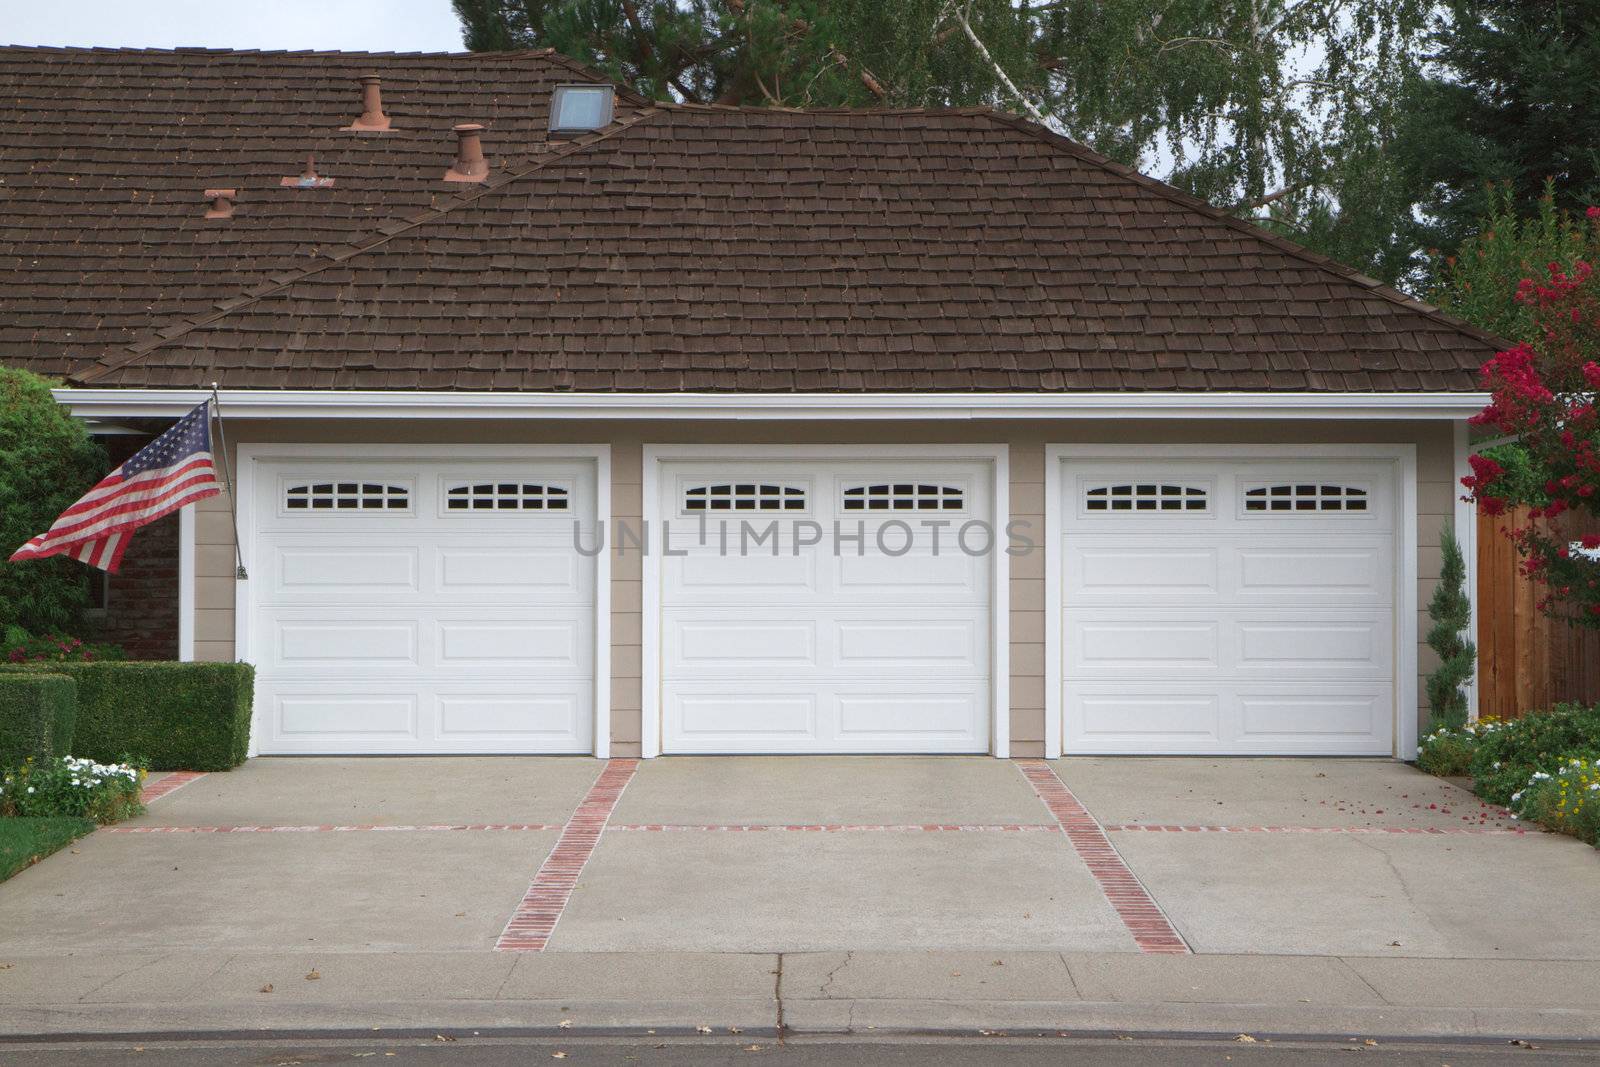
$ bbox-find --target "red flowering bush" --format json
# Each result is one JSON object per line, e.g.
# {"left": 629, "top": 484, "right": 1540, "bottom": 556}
{"left": 1462, "top": 209, "right": 1600, "bottom": 625}
{"left": 0, "top": 627, "right": 122, "bottom": 664}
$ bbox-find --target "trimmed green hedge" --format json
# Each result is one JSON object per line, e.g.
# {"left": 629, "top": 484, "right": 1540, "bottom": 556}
{"left": 0, "top": 673, "right": 76, "bottom": 768}
{"left": 0, "top": 662, "right": 252, "bottom": 771}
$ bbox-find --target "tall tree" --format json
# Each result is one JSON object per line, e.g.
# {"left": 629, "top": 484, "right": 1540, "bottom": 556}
{"left": 1399, "top": 0, "right": 1600, "bottom": 256}
{"left": 456, "top": 0, "right": 1433, "bottom": 282}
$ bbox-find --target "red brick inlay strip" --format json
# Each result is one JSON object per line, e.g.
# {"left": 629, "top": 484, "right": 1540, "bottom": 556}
{"left": 105, "top": 823, "right": 561, "bottom": 834}
{"left": 140, "top": 771, "right": 206, "bottom": 804}
{"left": 496, "top": 758, "right": 638, "bottom": 952}
{"left": 1104, "top": 823, "right": 1526, "bottom": 835}
{"left": 609, "top": 823, "right": 1058, "bottom": 833}
{"left": 1016, "top": 760, "right": 1191, "bottom": 955}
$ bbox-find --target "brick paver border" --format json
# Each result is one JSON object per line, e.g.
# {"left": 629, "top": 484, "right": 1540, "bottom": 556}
{"left": 496, "top": 758, "right": 638, "bottom": 952}
{"left": 139, "top": 771, "right": 206, "bottom": 804}
{"left": 1016, "top": 759, "right": 1191, "bottom": 955}
{"left": 608, "top": 823, "right": 1059, "bottom": 832}
{"left": 1104, "top": 823, "right": 1527, "bottom": 835}
{"left": 105, "top": 823, "right": 561, "bottom": 834}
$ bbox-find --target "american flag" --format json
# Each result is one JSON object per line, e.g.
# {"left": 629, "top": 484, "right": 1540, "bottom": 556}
{"left": 8, "top": 401, "right": 221, "bottom": 573}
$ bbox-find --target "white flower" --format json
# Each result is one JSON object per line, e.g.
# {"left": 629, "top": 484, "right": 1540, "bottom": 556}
{"left": 1512, "top": 791, "right": 1523, "bottom": 802}
{"left": 26, "top": 786, "right": 34, "bottom": 794}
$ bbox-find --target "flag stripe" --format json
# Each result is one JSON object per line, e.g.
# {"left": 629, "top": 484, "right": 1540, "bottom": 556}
{"left": 7, "top": 402, "right": 220, "bottom": 575}
{"left": 23, "top": 463, "right": 217, "bottom": 545}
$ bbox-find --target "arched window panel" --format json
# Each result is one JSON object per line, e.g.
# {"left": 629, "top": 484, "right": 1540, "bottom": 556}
{"left": 842, "top": 483, "right": 965, "bottom": 512}
{"left": 1084, "top": 484, "right": 1208, "bottom": 513}
{"left": 446, "top": 482, "right": 570, "bottom": 511}
{"left": 1243, "top": 483, "right": 1369, "bottom": 513}
{"left": 684, "top": 483, "right": 807, "bottom": 512}
{"left": 285, "top": 482, "right": 409, "bottom": 511}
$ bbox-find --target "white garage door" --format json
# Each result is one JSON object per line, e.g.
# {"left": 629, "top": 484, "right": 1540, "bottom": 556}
{"left": 657, "top": 458, "right": 994, "bottom": 754}
{"left": 1059, "top": 456, "right": 1399, "bottom": 755}
{"left": 250, "top": 455, "right": 598, "bottom": 754}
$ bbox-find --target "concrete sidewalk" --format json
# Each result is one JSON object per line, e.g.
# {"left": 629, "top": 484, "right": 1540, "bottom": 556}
{"left": 2, "top": 949, "right": 1598, "bottom": 1040}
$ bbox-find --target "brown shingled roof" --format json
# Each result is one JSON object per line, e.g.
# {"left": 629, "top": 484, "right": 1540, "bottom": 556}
{"left": 0, "top": 46, "right": 646, "bottom": 379}
{"left": 2, "top": 48, "right": 1501, "bottom": 393}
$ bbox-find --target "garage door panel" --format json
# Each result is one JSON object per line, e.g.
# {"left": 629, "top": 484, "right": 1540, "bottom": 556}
{"left": 670, "top": 620, "right": 819, "bottom": 667}
{"left": 438, "top": 546, "right": 584, "bottom": 593}
{"left": 835, "top": 549, "right": 983, "bottom": 591}
{"left": 1072, "top": 621, "right": 1220, "bottom": 670}
{"left": 1061, "top": 455, "right": 1399, "bottom": 756}
{"left": 435, "top": 690, "right": 588, "bottom": 741}
{"left": 835, "top": 618, "right": 982, "bottom": 667}
{"left": 1070, "top": 693, "right": 1223, "bottom": 748}
{"left": 276, "top": 620, "right": 420, "bottom": 666}
{"left": 836, "top": 690, "right": 984, "bottom": 741}
{"left": 1235, "top": 546, "right": 1389, "bottom": 599}
{"left": 658, "top": 457, "right": 993, "bottom": 753}
{"left": 275, "top": 547, "right": 420, "bottom": 592}
{"left": 273, "top": 692, "right": 421, "bottom": 744}
{"left": 669, "top": 693, "right": 819, "bottom": 746}
{"left": 435, "top": 620, "right": 584, "bottom": 667}
{"left": 1068, "top": 545, "right": 1221, "bottom": 598}
{"left": 253, "top": 455, "right": 597, "bottom": 755}
{"left": 668, "top": 552, "right": 818, "bottom": 597}
{"left": 1236, "top": 618, "right": 1392, "bottom": 673}
{"left": 1236, "top": 690, "right": 1391, "bottom": 749}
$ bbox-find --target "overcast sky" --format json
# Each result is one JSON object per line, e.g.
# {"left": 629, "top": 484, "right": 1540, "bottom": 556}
{"left": 5, "top": 0, "right": 466, "bottom": 51}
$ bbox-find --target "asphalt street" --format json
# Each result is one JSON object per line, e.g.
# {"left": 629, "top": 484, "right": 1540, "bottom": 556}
{"left": 0, "top": 1035, "right": 1596, "bottom": 1066}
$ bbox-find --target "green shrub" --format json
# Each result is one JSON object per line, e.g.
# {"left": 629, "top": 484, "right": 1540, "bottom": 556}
{"left": 1508, "top": 756, "right": 1600, "bottom": 847}
{"left": 0, "top": 816, "right": 96, "bottom": 882}
{"left": 0, "top": 368, "right": 107, "bottom": 634}
{"left": 1469, "top": 703, "right": 1600, "bottom": 805}
{"left": 0, "top": 755, "right": 143, "bottom": 823}
{"left": 1423, "top": 525, "right": 1475, "bottom": 729}
{"left": 3, "top": 626, "right": 123, "bottom": 664}
{"left": 0, "top": 662, "right": 253, "bottom": 771}
{"left": 0, "top": 673, "right": 76, "bottom": 769}
{"left": 1416, "top": 717, "right": 1506, "bottom": 777}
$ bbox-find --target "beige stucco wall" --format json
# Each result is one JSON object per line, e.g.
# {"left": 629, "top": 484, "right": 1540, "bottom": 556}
{"left": 193, "top": 417, "right": 1458, "bottom": 757}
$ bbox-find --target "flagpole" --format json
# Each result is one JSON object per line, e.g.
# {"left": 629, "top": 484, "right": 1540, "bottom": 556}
{"left": 209, "top": 383, "right": 249, "bottom": 581}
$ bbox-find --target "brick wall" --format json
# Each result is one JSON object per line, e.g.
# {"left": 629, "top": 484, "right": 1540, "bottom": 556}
{"left": 88, "top": 436, "right": 179, "bottom": 660}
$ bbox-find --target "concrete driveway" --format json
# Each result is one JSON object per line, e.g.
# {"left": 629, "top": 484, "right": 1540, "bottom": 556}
{"left": 2, "top": 755, "right": 1598, "bottom": 1038}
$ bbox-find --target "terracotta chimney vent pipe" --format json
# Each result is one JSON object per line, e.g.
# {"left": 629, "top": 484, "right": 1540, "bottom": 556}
{"left": 342, "top": 74, "right": 392, "bottom": 131}
{"left": 444, "top": 123, "right": 489, "bottom": 182}
{"left": 204, "top": 188, "right": 236, "bottom": 219}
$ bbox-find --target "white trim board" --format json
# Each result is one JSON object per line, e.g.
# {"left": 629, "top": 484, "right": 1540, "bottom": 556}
{"left": 56, "top": 388, "right": 1490, "bottom": 422}
{"left": 233, "top": 442, "right": 612, "bottom": 758}
{"left": 640, "top": 443, "right": 1011, "bottom": 758}
{"left": 1043, "top": 442, "right": 1419, "bottom": 759}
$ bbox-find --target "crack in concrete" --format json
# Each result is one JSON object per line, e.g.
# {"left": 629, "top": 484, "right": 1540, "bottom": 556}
{"left": 75, "top": 952, "right": 172, "bottom": 1002}
{"left": 773, "top": 952, "right": 786, "bottom": 1044}
{"left": 818, "top": 951, "right": 854, "bottom": 998}
{"left": 1348, "top": 834, "right": 1451, "bottom": 950}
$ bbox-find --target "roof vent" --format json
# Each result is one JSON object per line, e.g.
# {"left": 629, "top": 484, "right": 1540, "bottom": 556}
{"left": 444, "top": 123, "right": 489, "bottom": 183}
{"left": 549, "top": 85, "right": 614, "bottom": 134}
{"left": 280, "top": 155, "right": 335, "bottom": 189}
{"left": 203, "top": 188, "right": 236, "bottom": 219}
{"left": 341, "top": 74, "right": 392, "bottom": 132}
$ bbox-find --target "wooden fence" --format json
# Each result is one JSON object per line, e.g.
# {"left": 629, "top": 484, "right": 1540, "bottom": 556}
{"left": 1476, "top": 506, "right": 1600, "bottom": 718}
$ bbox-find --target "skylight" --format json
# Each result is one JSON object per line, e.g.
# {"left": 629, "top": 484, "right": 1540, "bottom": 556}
{"left": 550, "top": 85, "right": 615, "bottom": 133}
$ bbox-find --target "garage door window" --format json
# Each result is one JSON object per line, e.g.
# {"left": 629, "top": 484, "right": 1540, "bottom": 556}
{"left": 445, "top": 482, "right": 570, "bottom": 511}
{"left": 1243, "top": 483, "right": 1368, "bottom": 512}
{"left": 842, "top": 483, "right": 965, "bottom": 512}
{"left": 1084, "top": 483, "right": 1207, "bottom": 513}
{"left": 284, "top": 482, "right": 410, "bottom": 511}
{"left": 684, "top": 483, "right": 807, "bottom": 512}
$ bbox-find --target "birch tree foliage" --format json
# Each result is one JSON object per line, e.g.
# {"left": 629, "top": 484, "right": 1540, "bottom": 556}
{"left": 455, "top": 0, "right": 1433, "bottom": 281}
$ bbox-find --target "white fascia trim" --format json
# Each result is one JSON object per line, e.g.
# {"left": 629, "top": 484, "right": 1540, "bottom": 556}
{"left": 54, "top": 389, "right": 1490, "bottom": 422}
